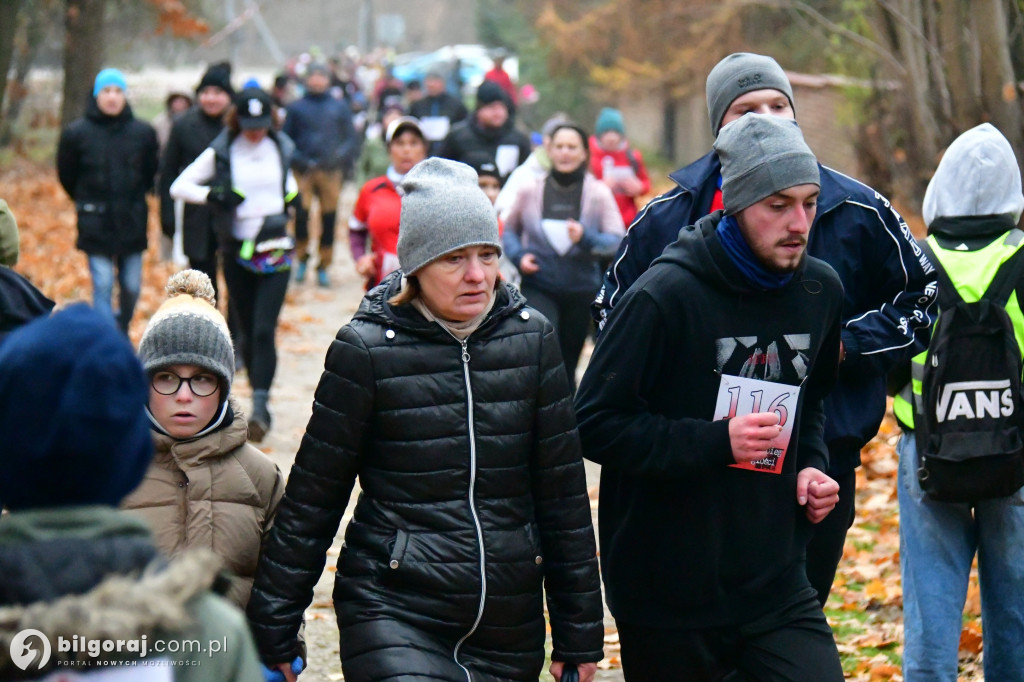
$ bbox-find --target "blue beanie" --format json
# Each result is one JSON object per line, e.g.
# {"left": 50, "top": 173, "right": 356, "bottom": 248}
{"left": 0, "top": 304, "right": 153, "bottom": 510}
{"left": 93, "top": 68, "right": 128, "bottom": 97}
{"left": 595, "top": 107, "right": 625, "bottom": 136}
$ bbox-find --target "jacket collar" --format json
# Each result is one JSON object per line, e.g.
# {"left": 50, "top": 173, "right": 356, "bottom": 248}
{"left": 151, "top": 398, "right": 249, "bottom": 468}
{"left": 354, "top": 270, "right": 527, "bottom": 339}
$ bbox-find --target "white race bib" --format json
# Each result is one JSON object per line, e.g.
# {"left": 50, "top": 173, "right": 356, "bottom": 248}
{"left": 713, "top": 373, "right": 800, "bottom": 474}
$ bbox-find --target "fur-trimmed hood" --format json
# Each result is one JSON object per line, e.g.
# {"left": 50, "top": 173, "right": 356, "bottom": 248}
{"left": 0, "top": 509, "right": 224, "bottom": 679}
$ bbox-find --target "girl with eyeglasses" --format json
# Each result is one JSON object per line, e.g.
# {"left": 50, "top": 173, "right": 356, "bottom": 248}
{"left": 121, "top": 269, "right": 285, "bottom": 610}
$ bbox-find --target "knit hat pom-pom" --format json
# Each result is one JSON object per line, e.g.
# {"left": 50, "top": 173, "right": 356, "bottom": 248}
{"left": 165, "top": 269, "right": 216, "bottom": 306}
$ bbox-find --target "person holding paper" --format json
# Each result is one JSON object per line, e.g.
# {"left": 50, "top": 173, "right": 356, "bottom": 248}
{"left": 575, "top": 114, "right": 845, "bottom": 681}
{"left": 502, "top": 123, "right": 624, "bottom": 385}
{"left": 410, "top": 70, "right": 468, "bottom": 154}
{"left": 589, "top": 107, "right": 651, "bottom": 226}
{"left": 593, "top": 53, "right": 937, "bottom": 608}
{"left": 437, "top": 80, "right": 531, "bottom": 183}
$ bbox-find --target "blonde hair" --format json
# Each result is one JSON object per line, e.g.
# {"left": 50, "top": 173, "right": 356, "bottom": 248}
{"left": 387, "top": 276, "right": 421, "bottom": 307}
{"left": 386, "top": 274, "right": 504, "bottom": 308}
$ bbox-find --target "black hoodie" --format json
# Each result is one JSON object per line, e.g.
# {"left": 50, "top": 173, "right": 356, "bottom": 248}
{"left": 575, "top": 211, "right": 843, "bottom": 628}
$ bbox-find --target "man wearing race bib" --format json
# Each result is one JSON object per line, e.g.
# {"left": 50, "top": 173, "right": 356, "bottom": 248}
{"left": 575, "top": 114, "right": 845, "bottom": 681}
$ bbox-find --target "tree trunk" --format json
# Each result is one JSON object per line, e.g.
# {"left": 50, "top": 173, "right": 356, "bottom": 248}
{"left": 974, "top": 0, "right": 1023, "bottom": 155}
{"left": 61, "top": 0, "right": 105, "bottom": 130}
{"left": 0, "top": 0, "right": 24, "bottom": 131}
{"left": 0, "top": 0, "right": 53, "bottom": 146}
{"left": 661, "top": 86, "right": 677, "bottom": 161}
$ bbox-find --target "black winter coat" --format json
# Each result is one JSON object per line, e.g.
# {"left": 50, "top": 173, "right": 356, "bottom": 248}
{"left": 158, "top": 107, "right": 224, "bottom": 262}
{"left": 437, "top": 117, "right": 531, "bottom": 181}
{"left": 247, "top": 273, "right": 604, "bottom": 681}
{"left": 56, "top": 100, "right": 158, "bottom": 256}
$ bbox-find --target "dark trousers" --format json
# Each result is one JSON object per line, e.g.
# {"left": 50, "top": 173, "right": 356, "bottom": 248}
{"left": 520, "top": 283, "right": 594, "bottom": 388}
{"left": 191, "top": 244, "right": 245, "bottom": 361}
{"left": 617, "top": 589, "right": 843, "bottom": 682}
{"left": 805, "top": 469, "right": 857, "bottom": 606}
{"left": 222, "top": 257, "right": 289, "bottom": 391}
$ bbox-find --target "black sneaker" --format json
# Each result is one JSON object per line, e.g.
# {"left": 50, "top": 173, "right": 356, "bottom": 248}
{"left": 248, "top": 408, "right": 271, "bottom": 443}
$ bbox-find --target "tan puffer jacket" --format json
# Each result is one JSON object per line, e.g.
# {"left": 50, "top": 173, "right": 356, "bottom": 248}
{"left": 122, "top": 401, "right": 285, "bottom": 608}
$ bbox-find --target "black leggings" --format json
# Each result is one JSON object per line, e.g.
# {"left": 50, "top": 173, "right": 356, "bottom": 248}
{"left": 519, "top": 283, "right": 594, "bottom": 388}
{"left": 617, "top": 589, "right": 843, "bottom": 682}
{"left": 222, "top": 257, "right": 289, "bottom": 391}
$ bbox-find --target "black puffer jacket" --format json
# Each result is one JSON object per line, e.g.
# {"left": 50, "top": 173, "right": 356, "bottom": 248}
{"left": 247, "top": 273, "right": 604, "bottom": 681}
{"left": 56, "top": 99, "right": 158, "bottom": 256}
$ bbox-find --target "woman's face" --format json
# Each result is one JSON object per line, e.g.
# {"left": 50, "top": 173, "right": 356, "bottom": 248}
{"left": 242, "top": 127, "right": 269, "bottom": 143}
{"left": 148, "top": 364, "right": 222, "bottom": 439}
{"left": 389, "top": 131, "right": 428, "bottom": 175}
{"left": 549, "top": 128, "right": 588, "bottom": 174}
{"left": 416, "top": 245, "right": 500, "bottom": 322}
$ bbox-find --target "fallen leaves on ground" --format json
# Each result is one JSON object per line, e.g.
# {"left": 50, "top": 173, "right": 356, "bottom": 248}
{"left": 8, "top": 162, "right": 990, "bottom": 681}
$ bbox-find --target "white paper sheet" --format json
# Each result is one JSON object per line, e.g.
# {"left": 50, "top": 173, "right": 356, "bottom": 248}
{"left": 495, "top": 144, "right": 521, "bottom": 177}
{"left": 540, "top": 219, "right": 573, "bottom": 256}
{"left": 418, "top": 116, "right": 451, "bottom": 142}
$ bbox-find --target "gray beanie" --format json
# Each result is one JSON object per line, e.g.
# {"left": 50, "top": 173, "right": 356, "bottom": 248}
{"left": 138, "top": 270, "right": 234, "bottom": 394}
{"left": 397, "top": 158, "right": 501, "bottom": 275}
{"left": 714, "top": 114, "right": 819, "bottom": 216}
{"left": 706, "top": 53, "right": 795, "bottom": 134}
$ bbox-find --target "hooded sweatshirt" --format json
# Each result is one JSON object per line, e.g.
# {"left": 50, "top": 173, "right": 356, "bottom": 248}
{"left": 923, "top": 122, "right": 1024, "bottom": 248}
{"left": 574, "top": 212, "right": 844, "bottom": 628}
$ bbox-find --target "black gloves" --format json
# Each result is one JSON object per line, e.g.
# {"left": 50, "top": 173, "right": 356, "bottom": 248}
{"left": 207, "top": 185, "right": 245, "bottom": 210}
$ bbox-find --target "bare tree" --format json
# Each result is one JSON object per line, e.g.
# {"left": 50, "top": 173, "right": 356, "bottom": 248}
{"left": 0, "top": 1, "right": 24, "bottom": 129}
{"left": 61, "top": 0, "right": 106, "bottom": 130}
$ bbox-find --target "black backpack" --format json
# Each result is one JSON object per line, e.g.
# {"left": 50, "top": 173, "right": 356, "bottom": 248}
{"left": 915, "top": 238, "right": 1024, "bottom": 502}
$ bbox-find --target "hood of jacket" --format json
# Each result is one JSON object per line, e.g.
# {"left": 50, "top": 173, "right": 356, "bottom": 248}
{"left": 923, "top": 122, "right": 1024, "bottom": 233}
{"left": 0, "top": 268, "right": 55, "bottom": 343}
{"left": 354, "top": 269, "right": 527, "bottom": 337}
{"left": 151, "top": 397, "right": 249, "bottom": 468}
{"left": 0, "top": 507, "right": 222, "bottom": 678}
{"left": 651, "top": 211, "right": 813, "bottom": 297}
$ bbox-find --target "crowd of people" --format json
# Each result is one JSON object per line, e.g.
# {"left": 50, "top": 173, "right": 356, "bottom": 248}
{"left": 1, "top": 45, "right": 1022, "bottom": 682}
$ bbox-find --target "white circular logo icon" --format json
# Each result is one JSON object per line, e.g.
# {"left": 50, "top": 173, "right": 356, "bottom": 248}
{"left": 10, "top": 628, "right": 51, "bottom": 671}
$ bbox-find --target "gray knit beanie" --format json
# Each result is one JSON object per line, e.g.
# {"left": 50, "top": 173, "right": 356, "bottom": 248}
{"left": 706, "top": 53, "right": 795, "bottom": 134}
{"left": 397, "top": 158, "right": 501, "bottom": 275}
{"left": 714, "top": 113, "right": 819, "bottom": 216}
{"left": 138, "top": 270, "right": 234, "bottom": 393}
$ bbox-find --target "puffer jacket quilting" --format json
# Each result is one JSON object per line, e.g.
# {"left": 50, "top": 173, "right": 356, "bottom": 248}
{"left": 247, "top": 272, "right": 604, "bottom": 681}
{"left": 121, "top": 402, "right": 285, "bottom": 608}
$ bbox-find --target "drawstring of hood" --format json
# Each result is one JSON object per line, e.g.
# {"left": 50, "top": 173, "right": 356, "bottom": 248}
{"left": 146, "top": 400, "right": 231, "bottom": 441}
{"left": 715, "top": 214, "right": 795, "bottom": 290}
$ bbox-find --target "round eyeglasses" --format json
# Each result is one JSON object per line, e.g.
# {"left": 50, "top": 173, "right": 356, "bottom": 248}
{"left": 151, "top": 371, "right": 220, "bottom": 397}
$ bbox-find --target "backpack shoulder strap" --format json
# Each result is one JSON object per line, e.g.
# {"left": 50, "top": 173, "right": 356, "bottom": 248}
{"left": 982, "top": 229, "right": 1024, "bottom": 307}
{"left": 920, "top": 239, "right": 963, "bottom": 308}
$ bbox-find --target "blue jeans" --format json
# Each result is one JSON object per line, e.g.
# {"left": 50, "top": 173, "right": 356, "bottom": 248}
{"left": 87, "top": 252, "right": 142, "bottom": 332}
{"left": 897, "top": 433, "right": 1024, "bottom": 681}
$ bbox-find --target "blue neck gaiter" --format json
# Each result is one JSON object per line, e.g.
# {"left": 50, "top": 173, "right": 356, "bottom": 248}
{"left": 715, "top": 214, "right": 795, "bottom": 290}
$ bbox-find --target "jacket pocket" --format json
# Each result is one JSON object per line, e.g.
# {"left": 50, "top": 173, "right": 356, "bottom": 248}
{"left": 380, "top": 528, "right": 477, "bottom": 595}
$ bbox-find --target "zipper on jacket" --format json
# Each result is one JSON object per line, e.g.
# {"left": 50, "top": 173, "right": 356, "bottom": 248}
{"left": 447, "top": 335, "right": 487, "bottom": 682}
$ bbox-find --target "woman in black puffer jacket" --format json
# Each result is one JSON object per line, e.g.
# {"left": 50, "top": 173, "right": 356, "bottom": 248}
{"left": 247, "top": 158, "right": 604, "bottom": 682}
